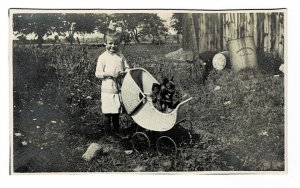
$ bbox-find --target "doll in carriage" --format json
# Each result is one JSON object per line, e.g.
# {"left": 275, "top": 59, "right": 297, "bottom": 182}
{"left": 120, "top": 68, "right": 193, "bottom": 154}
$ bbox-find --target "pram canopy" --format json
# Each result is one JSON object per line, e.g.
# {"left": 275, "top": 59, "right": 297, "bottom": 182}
{"left": 121, "top": 68, "right": 192, "bottom": 132}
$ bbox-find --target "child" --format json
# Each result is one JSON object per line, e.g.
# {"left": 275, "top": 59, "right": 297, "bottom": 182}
{"left": 95, "top": 31, "right": 129, "bottom": 137}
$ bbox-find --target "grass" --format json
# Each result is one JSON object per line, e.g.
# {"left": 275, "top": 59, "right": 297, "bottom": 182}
{"left": 12, "top": 43, "right": 285, "bottom": 172}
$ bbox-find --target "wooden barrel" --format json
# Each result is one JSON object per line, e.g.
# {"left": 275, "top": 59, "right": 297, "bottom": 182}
{"left": 212, "top": 51, "right": 230, "bottom": 71}
{"left": 227, "top": 36, "right": 257, "bottom": 72}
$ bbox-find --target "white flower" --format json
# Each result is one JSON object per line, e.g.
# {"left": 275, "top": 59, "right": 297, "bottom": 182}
{"left": 224, "top": 101, "right": 231, "bottom": 105}
{"left": 15, "top": 133, "right": 22, "bottom": 137}
{"left": 124, "top": 150, "right": 133, "bottom": 155}
{"left": 37, "top": 101, "right": 44, "bottom": 106}
{"left": 262, "top": 131, "right": 268, "bottom": 136}
{"left": 214, "top": 86, "right": 221, "bottom": 91}
{"left": 258, "top": 130, "right": 269, "bottom": 136}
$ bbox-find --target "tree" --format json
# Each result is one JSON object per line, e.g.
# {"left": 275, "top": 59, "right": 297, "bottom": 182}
{"left": 13, "top": 13, "right": 63, "bottom": 46}
{"left": 59, "top": 13, "right": 100, "bottom": 45}
{"left": 171, "top": 13, "right": 183, "bottom": 43}
{"left": 54, "top": 35, "right": 59, "bottom": 44}
{"left": 17, "top": 35, "right": 27, "bottom": 43}
{"left": 171, "top": 13, "right": 183, "bottom": 34}
{"left": 112, "top": 13, "right": 168, "bottom": 43}
{"left": 112, "top": 13, "right": 142, "bottom": 43}
{"left": 95, "top": 14, "right": 111, "bottom": 42}
{"left": 139, "top": 14, "right": 169, "bottom": 44}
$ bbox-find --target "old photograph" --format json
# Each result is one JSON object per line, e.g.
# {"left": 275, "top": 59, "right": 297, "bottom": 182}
{"left": 10, "top": 9, "right": 286, "bottom": 173}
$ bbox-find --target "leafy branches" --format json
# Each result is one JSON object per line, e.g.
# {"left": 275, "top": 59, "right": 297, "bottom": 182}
{"left": 171, "top": 13, "right": 183, "bottom": 34}
{"left": 13, "top": 13, "right": 169, "bottom": 45}
{"left": 13, "top": 13, "right": 63, "bottom": 46}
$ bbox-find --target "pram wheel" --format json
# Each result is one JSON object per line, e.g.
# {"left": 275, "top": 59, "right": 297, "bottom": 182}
{"left": 131, "top": 132, "right": 150, "bottom": 153}
{"left": 156, "top": 136, "right": 177, "bottom": 155}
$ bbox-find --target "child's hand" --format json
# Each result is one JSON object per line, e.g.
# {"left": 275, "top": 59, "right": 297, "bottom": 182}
{"left": 118, "top": 71, "right": 126, "bottom": 77}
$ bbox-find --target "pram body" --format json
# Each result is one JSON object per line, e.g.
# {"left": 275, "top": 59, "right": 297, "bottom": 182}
{"left": 120, "top": 68, "right": 192, "bottom": 153}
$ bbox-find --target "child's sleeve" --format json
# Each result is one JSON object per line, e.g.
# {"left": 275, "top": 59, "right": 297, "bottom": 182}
{"left": 95, "top": 55, "right": 105, "bottom": 79}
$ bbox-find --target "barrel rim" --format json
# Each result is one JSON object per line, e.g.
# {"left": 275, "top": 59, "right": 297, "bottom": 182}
{"left": 227, "top": 36, "right": 255, "bottom": 42}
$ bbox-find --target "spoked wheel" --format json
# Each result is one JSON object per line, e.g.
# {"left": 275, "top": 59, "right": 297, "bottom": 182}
{"left": 156, "top": 136, "right": 177, "bottom": 155}
{"left": 131, "top": 132, "right": 151, "bottom": 153}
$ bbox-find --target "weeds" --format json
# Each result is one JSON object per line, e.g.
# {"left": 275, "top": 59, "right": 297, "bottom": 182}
{"left": 13, "top": 44, "right": 284, "bottom": 172}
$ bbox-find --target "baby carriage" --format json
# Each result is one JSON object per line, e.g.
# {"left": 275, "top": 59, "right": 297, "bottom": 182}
{"left": 120, "top": 68, "right": 193, "bottom": 154}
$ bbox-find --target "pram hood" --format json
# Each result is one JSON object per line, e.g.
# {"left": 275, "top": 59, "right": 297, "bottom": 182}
{"left": 121, "top": 68, "right": 192, "bottom": 132}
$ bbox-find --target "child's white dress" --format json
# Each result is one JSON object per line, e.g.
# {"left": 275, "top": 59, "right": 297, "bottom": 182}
{"left": 95, "top": 51, "right": 129, "bottom": 114}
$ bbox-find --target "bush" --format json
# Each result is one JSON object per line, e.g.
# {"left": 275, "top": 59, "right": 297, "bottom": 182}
{"left": 257, "top": 52, "right": 284, "bottom": 75}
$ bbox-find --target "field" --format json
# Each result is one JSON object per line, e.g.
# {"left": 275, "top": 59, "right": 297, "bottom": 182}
{"left": 12, "top": 43, "right": 285, "bottom": 172}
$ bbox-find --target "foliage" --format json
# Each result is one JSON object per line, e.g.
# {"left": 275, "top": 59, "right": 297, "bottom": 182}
{"left": 13, "top": 13, "right": 64, "bottom": 46}
{"left": 112, "top": 13, "right": 168, "bottom": 43}
{"left": 13, "top": 43, "right": 284, "bottom": 172}
{"left": 256, "top": 52, "right": 284, "bottom": 75}
{"left": 57, "top": 13, "right": 107, "bottom": 45}
{"left": 13, "top": 13, "right": 169, "bottom": 46}
{"left": 171, "top": 13, "right": 183, "bottom": 34}
{"left": 195, "top": 68, "right": 285, "bottom": 170}
{"left": 93, "top": 14, "right": 110, "bottom": 34}
{"left": 17, "top": 35, "right": 27, "bottom": 43}
{"left": 138, "top": 14, "right": 169, "bottom": 42}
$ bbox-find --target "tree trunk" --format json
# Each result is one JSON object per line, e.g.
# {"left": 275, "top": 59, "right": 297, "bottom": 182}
{"left": 151, "top": 34, "right": 155, "bottom": 44}
{"left": 37, "top": 35, "right": 44, "bottom": 47}
{"left": 256, "top": 13, "right": 265, "bottom": 53}
{"left": 132, "top": 28, "right": 140, "bottom": 43}
{"left": 183, "top": 13, "right": 202, "bottom": 84}
{"left": 134, "top": 35, "right": 140, "bottom": 43}
{"left": 70, "top": 34, "right": 74, "bottom": 45}
{"left": 77, "top": 37, "right": 81, "bottom": 45}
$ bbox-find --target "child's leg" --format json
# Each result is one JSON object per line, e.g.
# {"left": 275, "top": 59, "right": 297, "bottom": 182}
{"left": 103, "top": 114, "right": 112, "bottom": 136}
{"left": 111, "top": 114, "right": 120, "bottom": 133}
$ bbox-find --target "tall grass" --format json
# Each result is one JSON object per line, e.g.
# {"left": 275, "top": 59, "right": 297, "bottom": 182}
{"left": 13, "top": 44, "right": 285, "bottom": 171}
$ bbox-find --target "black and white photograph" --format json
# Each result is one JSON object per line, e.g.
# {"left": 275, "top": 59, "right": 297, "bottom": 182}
{"left": 9, "top": 9, "right": 286, "bottom": 173}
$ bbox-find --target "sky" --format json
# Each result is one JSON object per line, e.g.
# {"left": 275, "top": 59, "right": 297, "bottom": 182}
{"left": 157, "top": 12, "right": 173, "bottom": 23}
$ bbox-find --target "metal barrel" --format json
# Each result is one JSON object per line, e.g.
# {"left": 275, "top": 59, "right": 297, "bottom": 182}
{"left": 212, "top": 51, "right": 230, "bottom": 70}
{"left": 227, "top": 36, "right": 258, "bottom": 72}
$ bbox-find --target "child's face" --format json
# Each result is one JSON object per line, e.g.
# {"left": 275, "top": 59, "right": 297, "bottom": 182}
{"left": 105, "top": 36, "right": 120, "bottom": 53}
